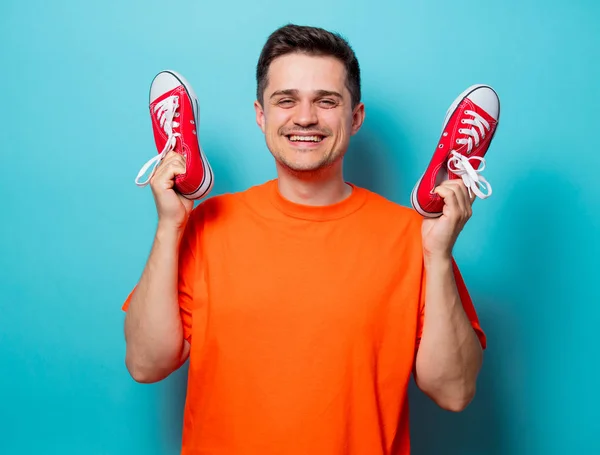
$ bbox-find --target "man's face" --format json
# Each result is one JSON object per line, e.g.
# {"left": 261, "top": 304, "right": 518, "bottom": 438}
{"left": 255, "top": 53, "right": 364, "bottom": 174}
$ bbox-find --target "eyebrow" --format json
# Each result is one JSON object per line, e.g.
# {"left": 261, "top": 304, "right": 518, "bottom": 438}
{"left": 269, "top": 89, "right": 344, "bottom": 99}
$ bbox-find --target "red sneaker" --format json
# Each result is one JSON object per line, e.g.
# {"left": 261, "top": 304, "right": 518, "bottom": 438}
{"left": 135, "top": 70, "right": 214, "bottom": 200}
{"left": 411, "top": 84, "right": 500, "bottom": 217}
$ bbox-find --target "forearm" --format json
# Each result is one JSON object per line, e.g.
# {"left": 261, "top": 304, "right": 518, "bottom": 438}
{"left": 124, "top": 224, "right": 188, "bottom": 382}
{"left": 414, "top": 256, "right": 483, "bottom": 411}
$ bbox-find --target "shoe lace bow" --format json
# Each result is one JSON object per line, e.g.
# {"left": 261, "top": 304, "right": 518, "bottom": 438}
{"left": 447, "top": 109, "right": 492, "bottom": 199}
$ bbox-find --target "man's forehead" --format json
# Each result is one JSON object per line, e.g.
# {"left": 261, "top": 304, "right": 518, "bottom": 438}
{"left": 266, "top": 53, "right": 347, "bottom": 93}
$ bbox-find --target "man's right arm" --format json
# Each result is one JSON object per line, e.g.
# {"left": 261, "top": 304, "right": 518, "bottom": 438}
{"left": 123, "top": 151, "right": 194, "bottom": 383}
{"left": 124, "top": 225, "right": 190, "bottom": 383}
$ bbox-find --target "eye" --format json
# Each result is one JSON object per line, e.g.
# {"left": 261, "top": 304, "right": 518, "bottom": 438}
{"left": 278, "top": 99, "right": 295, "bottom": 107}
{"left": 318, "top": 99, "right": 337, "bottom": 108}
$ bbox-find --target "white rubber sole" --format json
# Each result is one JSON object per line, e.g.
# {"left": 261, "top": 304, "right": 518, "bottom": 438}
{"left": 410, "top": 174, "right": 441, "bottom": 217}
{"left": 153, "top": 70, "right": 214, "bottom": 201}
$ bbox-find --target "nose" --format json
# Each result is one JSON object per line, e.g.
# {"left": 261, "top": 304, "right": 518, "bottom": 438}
{"left": 293, "top": 99, "right": 318, "bottom": 127}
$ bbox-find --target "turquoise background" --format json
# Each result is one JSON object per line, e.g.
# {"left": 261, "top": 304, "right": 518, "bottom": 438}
{"left": 1, "top": 0, "right": 598, "bottom": 453}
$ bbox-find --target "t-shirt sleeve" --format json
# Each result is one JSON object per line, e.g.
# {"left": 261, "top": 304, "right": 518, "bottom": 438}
{"left": 416, "top": 258, "right": 487, "bottom": 350}
{"left": 121, "top": 207, "right": 203, "bottom": 343}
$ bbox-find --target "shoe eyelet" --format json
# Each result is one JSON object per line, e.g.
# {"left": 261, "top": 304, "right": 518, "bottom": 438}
{"left": 443, "top": 132, "right": 448, "bottom": 137}
{"left": 438, "top": 144, "right": 444, "bottom": 148}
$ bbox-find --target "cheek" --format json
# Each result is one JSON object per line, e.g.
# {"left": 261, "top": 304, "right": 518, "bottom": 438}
{"left": 266, "top": 125, "right": 283, "bottom": 147}
{"left": 264, "top": 110, "right": 288, "bottom": 134}
{"left": 322, "top": 111, "right": 351, "bottom": 135}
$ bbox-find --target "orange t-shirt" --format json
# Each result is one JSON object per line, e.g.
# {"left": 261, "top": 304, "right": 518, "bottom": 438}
{"left": 123, "top": 179, "right": 486, "bottom": 454}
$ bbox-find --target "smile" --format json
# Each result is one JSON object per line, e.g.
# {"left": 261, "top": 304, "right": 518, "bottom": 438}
{"left": 286, "top": 135, "right": 325, "bottom": 143}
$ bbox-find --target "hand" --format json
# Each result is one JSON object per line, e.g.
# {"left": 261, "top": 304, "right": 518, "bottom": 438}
{"left": 421, "top": 180, "right": 475, "bottom": 261}
{"left": 150, "top": 151, "right": 194, "bottom": 231}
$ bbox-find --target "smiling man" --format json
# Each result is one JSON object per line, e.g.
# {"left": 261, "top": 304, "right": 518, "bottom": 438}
{"left": 122, "top": 24, "right": 487, "bottom": 455}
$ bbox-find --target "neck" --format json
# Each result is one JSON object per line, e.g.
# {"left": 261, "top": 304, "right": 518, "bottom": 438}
{"left": 275, "top": 161, "right": 352, "bottom": 206}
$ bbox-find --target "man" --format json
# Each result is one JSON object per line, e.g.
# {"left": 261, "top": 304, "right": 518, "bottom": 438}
{"left": 123, "top": 23, "right": 488, "bottom": 455}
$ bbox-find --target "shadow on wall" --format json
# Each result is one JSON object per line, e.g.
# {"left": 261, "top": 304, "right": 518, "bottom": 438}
{"left": 408, "top": 299, "right": 511, "bottom": 455}
{"left": 407, "top": 162, "right": 591, "bottom": 454}
{"left": 159, "top": 363, "right": 189, "bottom": 453}
{"left": 344, "top": 100, "right": 417, "bottom": 206}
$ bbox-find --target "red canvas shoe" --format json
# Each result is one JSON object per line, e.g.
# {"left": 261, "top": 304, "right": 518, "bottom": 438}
{"left": 135, "top": 70, "right": 214, "bottom": 200}
{"left": 411, "top": 84, "right": 500, "bottom": 217}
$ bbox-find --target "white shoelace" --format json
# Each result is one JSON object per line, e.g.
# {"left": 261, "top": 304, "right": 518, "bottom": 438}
{"left": 447, "top": 109, "right": 492, "bottom": 199}
{"left": 135, "top": 95, "right": 181, "bottom": 186}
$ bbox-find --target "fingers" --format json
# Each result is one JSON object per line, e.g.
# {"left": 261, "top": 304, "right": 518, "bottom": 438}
{"left": 434, "top": 184, "right": 462, "bottom": 218}
{"left": 433, "top": 180, "right": 473, "bottom": 221}
{"left": 151, "top": 151, "right": 186, "bottom": 191}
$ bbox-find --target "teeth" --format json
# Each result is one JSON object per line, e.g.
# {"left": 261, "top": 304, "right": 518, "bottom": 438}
{"left": 289, "top": 135, "right": 323, "bottom": 142}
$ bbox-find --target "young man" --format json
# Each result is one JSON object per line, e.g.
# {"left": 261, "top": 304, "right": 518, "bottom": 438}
{"left": 123, "top": 24, "right": 487, "bottom": 455}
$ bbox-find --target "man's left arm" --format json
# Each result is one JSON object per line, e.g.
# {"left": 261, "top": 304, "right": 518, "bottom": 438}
{"left": 413, "top": 179, "right": 485, "bottom": 412}
{"left": 414, "top": 255, "right": 483, "bottom": 412}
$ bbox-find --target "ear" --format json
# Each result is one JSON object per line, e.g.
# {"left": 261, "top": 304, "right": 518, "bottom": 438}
{"left": 350, "top": 102, "right": 365, "bottom": 136}
{"left": 254, "top": 100, "right": 266, "bottom": 133}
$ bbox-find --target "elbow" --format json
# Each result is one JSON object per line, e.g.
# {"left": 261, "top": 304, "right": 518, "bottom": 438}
{"left": 128, "top": 368, "right": 162, "bottom": 384}
{"left": 123, "top": 330, "right": 189, "bottom": 384}
{"left": 416, "top": 375, "right": 477, "bottom": 413}
{"left": 125, "top": 354, "right": 170, "bottom": 384}
{"left": 436, "top": 392, "right": 474, "bottom": 413}
{"left": 428, "top": 384, "right": 476, "bottom": 413}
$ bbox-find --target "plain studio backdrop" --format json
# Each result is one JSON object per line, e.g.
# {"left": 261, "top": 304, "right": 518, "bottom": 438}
{"left": 1, "top": 0, "right": 598, "bottom": 454}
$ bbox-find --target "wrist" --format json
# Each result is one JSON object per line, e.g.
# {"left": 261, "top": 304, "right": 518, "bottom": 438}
{"left": 423, "top": 252, "right": 453, "bottom": 270}
{"left": 156, "top": 222, "right": 185, "bottom": 243}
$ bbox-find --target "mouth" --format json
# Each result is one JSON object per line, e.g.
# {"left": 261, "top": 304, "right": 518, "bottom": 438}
{"left": 285, "top": 134, "right": 326, "bottom": 145}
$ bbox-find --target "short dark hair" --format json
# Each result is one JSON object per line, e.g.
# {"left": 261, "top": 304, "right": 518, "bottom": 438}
{"left": 256, "top": 24, "right": 361, "bottom": 108}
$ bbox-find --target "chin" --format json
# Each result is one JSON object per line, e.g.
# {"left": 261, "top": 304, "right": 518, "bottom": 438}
{"left": 287, "top": 163, "right": 328, "bottom": 173}
{"left": 278, "top": 154, "right": 340, "bottom": 174}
